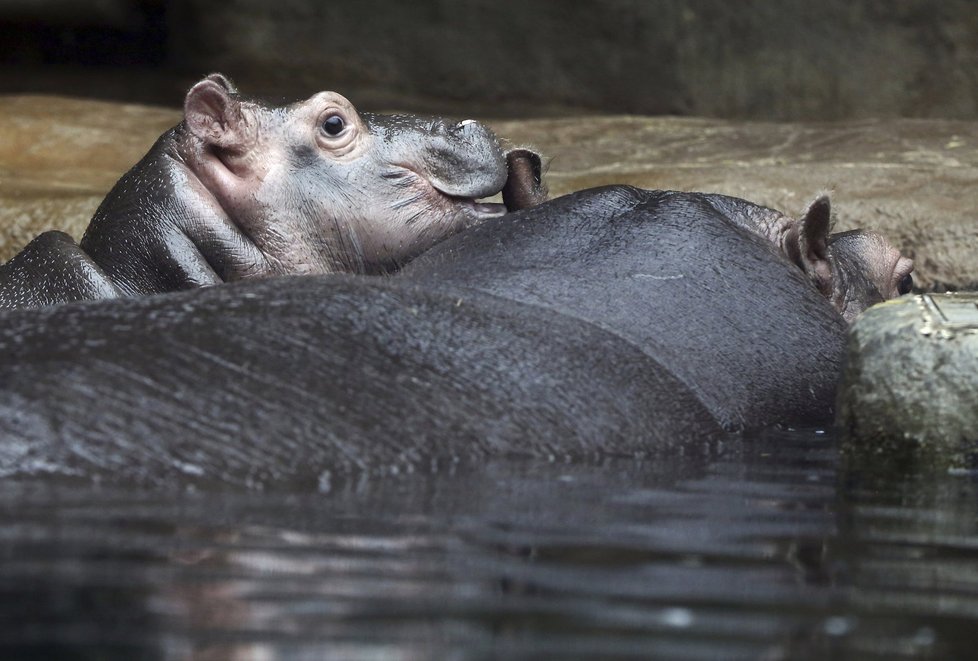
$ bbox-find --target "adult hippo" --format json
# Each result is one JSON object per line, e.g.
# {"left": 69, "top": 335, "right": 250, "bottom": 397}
{"left": 0, "top": 187, "right": 911, "bottom": 488}
{"left": 401, "top": 186, "right": 914, "bottom": 429}
{"left": 0, "top": 74, "right": 545, "bottom": 309}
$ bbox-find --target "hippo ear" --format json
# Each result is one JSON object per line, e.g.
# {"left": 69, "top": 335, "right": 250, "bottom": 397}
{"left": 502, "top": 148, "right": 549, "bottom": 211}
{"left": 184, "top": 76, "right": 249, "bottom": 151}
{"left": 204, "top": 72, "right": 238, "bottom": 94}
{"left": 784, "top": 195, "right": 833, "bottom": 295}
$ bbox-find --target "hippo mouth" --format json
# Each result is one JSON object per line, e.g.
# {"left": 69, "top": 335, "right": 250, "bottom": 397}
{"left": 391, "top": 166, "right": 504, "bottom": 221}
{"left": 423, "top": 184, "right": 508, "bottom": 224}
{"left": 436, "top": 191, "right": 508, "bottom": 218}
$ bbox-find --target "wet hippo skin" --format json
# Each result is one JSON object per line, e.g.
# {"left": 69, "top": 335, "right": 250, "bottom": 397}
{"left": 0, "top": 74, "right": 541, "bottom": 310}
{"left": 0, "top": 186, "right": 911, "bottom": 488}
{"left": 0, "top": 274, "right": 724, "bottom": 489}
{"left": 402, "top": 186, "right": 904, "bottom": 430}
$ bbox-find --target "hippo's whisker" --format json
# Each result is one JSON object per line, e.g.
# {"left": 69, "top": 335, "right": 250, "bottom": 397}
{"left": 381, "top": 170, "right": 420, "bottom": 189}
{"left": 391, "top": 194, "right": 427, "bottom": 211}
{"left": 343, "top": 224, "right": 366, "bottom": 273}
{"left": 404, "top": 207, "right": 433, "bottom": 227}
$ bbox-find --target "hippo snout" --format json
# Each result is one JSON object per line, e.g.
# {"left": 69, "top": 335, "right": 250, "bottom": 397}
{"left": 425, "top": 119, "right": 508, "bottom": 199}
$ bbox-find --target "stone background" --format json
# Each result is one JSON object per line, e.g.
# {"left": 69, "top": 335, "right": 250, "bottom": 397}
{"left": 1, "top": 0, "right": 977, "bottom": 120}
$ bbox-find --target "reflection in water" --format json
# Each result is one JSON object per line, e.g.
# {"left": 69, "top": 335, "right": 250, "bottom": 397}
{"left": 0, "top": 428, "right": 974, "bottom": 659}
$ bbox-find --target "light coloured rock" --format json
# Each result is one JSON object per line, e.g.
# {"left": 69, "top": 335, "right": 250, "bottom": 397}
{"left": 837, "top": 293, "right": 978, "bottom": 470}
{"left": 0, "top": 96, "right": 179, "bottom": 261}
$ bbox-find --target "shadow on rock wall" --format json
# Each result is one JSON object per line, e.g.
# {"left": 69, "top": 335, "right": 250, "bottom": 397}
{"left": 0, "top": 0, "right": 976, "bottom": 120}
{"left": 167, "top": 0, "right": 978, "bottom": 120}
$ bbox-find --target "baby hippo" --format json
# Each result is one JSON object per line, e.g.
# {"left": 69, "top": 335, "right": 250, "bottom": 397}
{"left": 700, "top": 193, "right": 915, "bottom": 322}
{"left": 0, "top": 74, "right": 545, "bottom": 309}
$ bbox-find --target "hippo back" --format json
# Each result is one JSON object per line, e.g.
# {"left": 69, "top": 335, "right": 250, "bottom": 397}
{"left": 0, "top": 275, "right": 722, "bottom": 489}
{"left": 401, "top": 186, "right": 849, "bottom": 430}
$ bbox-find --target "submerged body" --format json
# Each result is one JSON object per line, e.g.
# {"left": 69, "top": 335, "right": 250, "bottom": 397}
{"left": 0, "top": 186, "right": 912, "bottom": 487}
{"left": 0, "top": 74, "right": 542, "bottom": 309}
{"left": 0, "top": 273, "right": 723, "bottom": 488}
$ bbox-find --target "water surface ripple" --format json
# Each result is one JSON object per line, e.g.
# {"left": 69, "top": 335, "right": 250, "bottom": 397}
{"left": 0, "top": 428, "right": 974, "bottom": 659}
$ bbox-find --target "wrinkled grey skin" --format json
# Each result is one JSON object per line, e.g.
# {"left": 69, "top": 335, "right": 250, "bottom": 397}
{"left": 402, "top": 186, "right": 913, "bottom": 429}
{"left": 701, "top": 194, "right": 914, "bottom": 322}
{"left": 0, "top": 74, "right": 543, "bottom": 309}
{"left": 0, "top": 186, "right": 910, "bottom": 488}
{"left": 0, "top": 273, "right": 725, "bottom": 489}
{"left": 824, "top": 229, "right": 915, "bottom": 321}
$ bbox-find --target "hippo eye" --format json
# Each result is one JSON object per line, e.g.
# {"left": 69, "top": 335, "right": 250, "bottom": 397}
{"left": 898, "top": 272, "right": 914, "bottom": 295}
{"left": 322, "top": 115, "right": 345, "bottom": 136}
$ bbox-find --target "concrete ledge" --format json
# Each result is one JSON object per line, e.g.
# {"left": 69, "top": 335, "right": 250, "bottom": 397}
{"left": 837, "top": 293, "right": 978, "bottom": 470}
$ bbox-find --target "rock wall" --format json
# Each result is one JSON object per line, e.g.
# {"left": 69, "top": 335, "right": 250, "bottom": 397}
{"left": 0, "top": 97, "right": 178, "bottom": 262}
{"left": 167, "top": 0, "right": 978, "bottom": 120}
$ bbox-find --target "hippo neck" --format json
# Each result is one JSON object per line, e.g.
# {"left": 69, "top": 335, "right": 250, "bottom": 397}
{"left": 699, "top": 193, "right": 793, "bottom": 246}
{"left": 79, "top": 126, "right": 270, "bottom": 295}
{"left": 168, "top": 124, "right": 259, "bottom": 245}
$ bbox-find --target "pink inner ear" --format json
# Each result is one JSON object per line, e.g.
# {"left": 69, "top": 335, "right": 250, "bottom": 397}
{"left": 779, "top": 198, "right": 835, "bottom": 296}
{"left": 185, "top": 79, "right": 235, "bottom": 144}
{"left": 781, "top": 223, "right": 804, "bottom": 267}
{"left": 811, "top": 259, "right": 833, "bottom": 291}
{"left": 801, "top": 234, "right": 833, "bottom": 296}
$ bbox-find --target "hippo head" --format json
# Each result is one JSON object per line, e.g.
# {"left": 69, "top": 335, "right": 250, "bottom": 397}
{"left": 781, "top": 195, "right": 914, "bottom": 322}
{"left": 179, "top": 74, "right": 543, "bottom": 274}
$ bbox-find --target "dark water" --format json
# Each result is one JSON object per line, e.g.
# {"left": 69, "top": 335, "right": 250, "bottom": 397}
{"left": 0, "top": 428, "right": 975, "bottom": 660}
